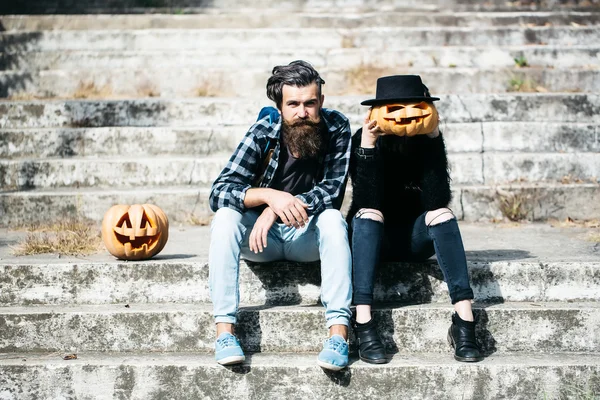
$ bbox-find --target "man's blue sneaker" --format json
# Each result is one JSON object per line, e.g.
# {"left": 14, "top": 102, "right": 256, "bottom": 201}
{"left": 215, "top": 332, "right": 245, "bottom": 365}
{"left": 317, "top": 334, "right": 349, "bottom": 371}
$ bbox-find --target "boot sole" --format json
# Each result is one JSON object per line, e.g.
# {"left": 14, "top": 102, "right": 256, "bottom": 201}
{"left": 359, "top": 356, "right": 389, "bottom": 364}
{"left": 454, "top": 355, "right": 484, "bottom": 362}
{"left": 447, "top": 332, "right": 484, "bottom": 363}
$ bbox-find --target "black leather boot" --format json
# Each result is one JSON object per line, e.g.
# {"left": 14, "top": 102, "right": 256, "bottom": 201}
{"left": 352, "top": 318, "right": 388, "bottom": 364}
{"left": 447, "top": 313, "right": 483, "bottom": 362}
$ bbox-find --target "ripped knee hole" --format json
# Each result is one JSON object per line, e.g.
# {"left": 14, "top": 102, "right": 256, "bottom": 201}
{"left": 426, "top": 209, "right": 455, "bottom": 226}
{"left": 356, "top": 208, "right": 384, "bottom": 222}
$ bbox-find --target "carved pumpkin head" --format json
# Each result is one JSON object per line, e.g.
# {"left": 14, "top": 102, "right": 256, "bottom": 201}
{"left": 369, "top": 101, "right": 439, "bottom": 137}
{"left": 101, "top": 204, "right": 169, "bottom": 260}
{"left": 361, "top": 75, "right": 440, "bottom": 137}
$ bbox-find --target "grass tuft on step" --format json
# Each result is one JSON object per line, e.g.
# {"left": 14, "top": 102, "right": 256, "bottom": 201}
{"left": 12, "top": 218, "right": 103, "bottom": 256}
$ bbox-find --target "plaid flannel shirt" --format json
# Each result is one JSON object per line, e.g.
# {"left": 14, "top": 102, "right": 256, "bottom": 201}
{"left": 209, "top": 108, "right": 352, "bottom": 216}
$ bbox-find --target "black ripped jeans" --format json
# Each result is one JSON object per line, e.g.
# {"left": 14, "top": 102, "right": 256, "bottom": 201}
{"left": 351, "top": 211, "right": 474, "bottom": 305}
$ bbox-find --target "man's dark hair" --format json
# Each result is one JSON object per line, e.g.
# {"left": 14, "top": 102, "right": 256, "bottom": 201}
{"left": 266, "top": 60, "right": 325, "bottom": 109}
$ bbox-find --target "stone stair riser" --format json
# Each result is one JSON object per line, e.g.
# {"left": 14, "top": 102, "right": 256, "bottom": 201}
{"left": 0, "top": 127, "right": 242, "bottom": 159}
{"left": 1, "top": 12, "right": 599, "bottom": 30}
{"left": 1, "top": 153, "right": 598, "bottom": 189}
{"left": 1, "top": 183, "right": 598, "bottom": 226}
{"left": 1, "top": 353, "right": 598, "bottom": 400}
{"left": 3, "top": 47, "right": 599, "bottom": 71}
{"left": 482, "top": 153, "right": 600, "bottom": 184}
{"left": 1, "top": 123, "right": 598, "bottom": 159}
{"left": 1, "top": 261, "right": 598, "bottom": 306}
{"left": 3, "top": 68, "right": 599, "bottom": 98}
{"left": 2, "top": 0, "right": 600, "bottom": 13}
{"left": 2, "top": 28, "right": 598, "bottom": 52}
{"left": 0, "top": 187, "right": 213, "bottom": 227}
{"left": 0, "top": 305, "right": 598, "bottom": 353}
{"left": 1, "top": 95, "right": 598, "bottom": 129}
{"left": 460, "top": 183, "right": 600, "bottom": 221}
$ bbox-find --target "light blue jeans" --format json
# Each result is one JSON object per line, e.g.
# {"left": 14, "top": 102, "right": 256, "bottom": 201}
{"left": 209, "top": 207, "right": 352, "bottom": 328}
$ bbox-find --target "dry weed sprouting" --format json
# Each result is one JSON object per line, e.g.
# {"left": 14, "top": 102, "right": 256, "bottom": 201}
{"left": 586, "top": 232, "right": 600, "bottom": 243}
{"left": 7, "top": 92, "right": 40, "bottom": 101}
{"left": 513, "top": 55, "right": 529, "bottom": 68}
{"left": 136, "top": 80, "right": 160, "bottom": 97}
{"left": 194, "top": 75, "right": 225, "bottom": 97}
{"left": 188, "top": 214, "right": 213, "bottom": 226}
{"left": 73, "top": 81, "right": 113, "bottom": 99}
{"left": 549, "top": 217, "right": 600, "bottom": 243}
{"left": 507, "top": 75, "right": 547, "bottom": 93}
{"left": 341, "top": 36, "right": 355, "bottom": 49}
{"left": 12, "top": 218, "right": 103, "bottom": 256}
{"left": 549, "top": 217, "right": 600, "bottom": 229}
{"left": 344, "top": 64, "right": 394, "bottom": 95}
{"left": 497, "top": 188, "right": 532, "bottom": 222}
{"left": 560, "top": 175, "right": 587, "bottom": 184}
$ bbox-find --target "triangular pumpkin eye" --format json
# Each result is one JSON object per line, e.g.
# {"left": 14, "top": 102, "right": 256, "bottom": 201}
{"left": 117, "top": 214, "right": 132, "bottom": 228}
{"left": 140, "top": 212, "right": 153, "bottom": 229}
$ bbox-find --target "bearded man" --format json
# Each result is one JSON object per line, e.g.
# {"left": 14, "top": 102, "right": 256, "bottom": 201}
{"left": 208, "top": 60, "right": 353, "bottom": 370}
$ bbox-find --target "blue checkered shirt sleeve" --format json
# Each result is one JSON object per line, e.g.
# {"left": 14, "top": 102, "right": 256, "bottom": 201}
{"left": 209, "top": 121, "right": 267, "bottom": 213}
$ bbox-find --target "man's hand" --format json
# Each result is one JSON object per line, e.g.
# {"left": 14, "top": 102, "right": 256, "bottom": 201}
{"left": 361, "top": 110, "right": 384, "bottom": 148}
{"left": 267, "top": 190, "right": 309, "bottom": 228}
{"left": 249, "top": 207, "right": 278, "bottom": 253}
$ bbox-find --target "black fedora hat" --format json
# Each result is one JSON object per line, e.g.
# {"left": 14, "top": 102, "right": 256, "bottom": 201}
{"left": 361, "top": 75, "right": 439, "bottom": 106}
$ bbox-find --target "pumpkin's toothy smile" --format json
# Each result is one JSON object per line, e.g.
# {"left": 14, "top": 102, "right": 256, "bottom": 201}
{"left": 393, "top": 117, "right": 425, "bottom": 125}
{"left": 113, "top": 231, "right": 160, "bottom": 251}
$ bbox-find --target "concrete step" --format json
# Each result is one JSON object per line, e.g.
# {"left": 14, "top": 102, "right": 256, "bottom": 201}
{"left": 5, "top": 46, "right": 599, "bottom": 72}
{"left": 2, "top": 0, "right": 599, "bottom": 13}
{"left": 1, "top": 222, "right": 598, "bottom": 306}
{"left": 1, "top": 182, "right": 598, "bottom": 226}
{"left": 3, "top": 259, "right": 599, "bottom": 306}
{"left": 1, "top": 94, "right": 598, "bottom": 129}
{"left": 1, "top": 152, "right": 598, "bottom": 190}
{"left": 482, "top": 152, "right": 600, "bottom": 184}
{"left": 2, "top": 27, "right": 598, "bottom": 52}
{"left": 1, "top": 352, "right": 599, "bottom": 400}
{"left": 2, "top": 252, "right": 599, "bottom": 304}
{"left": 460, "top": 182, "right": 600, "bottom": 221}
{"left": 1, "top": 302, "right": 599, "bottom": 353}
{"left": 3, "top": 122, "right": 597, "bottom": 159}
{"left": 0, "top": 126, "right": 243, "bottom": 159}
{"left": 0, "top": 156, "right": 224, "bottom": 190}
{"left": 3, "top": 66, "right": 599, "bottom": 98}
{"left": 1, "top": 12, "right": 599, "bottom": 31}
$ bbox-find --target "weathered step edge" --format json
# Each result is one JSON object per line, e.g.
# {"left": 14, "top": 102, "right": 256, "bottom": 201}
{"left": 0, "top": 303, "right": 599, "bottom": 354}
{"left": 0, "top": 352, "right": 599, "bottom": 400}
{"left": 1, "top": 94, "right": 599, "bottom": 128}
{"left": 1, "top": 182, "right": 598, "bottom": 226}
{"left": 1, "top": 260, "right": 599, "bottom": 306}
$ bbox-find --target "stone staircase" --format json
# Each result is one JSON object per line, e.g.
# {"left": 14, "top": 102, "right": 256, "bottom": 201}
{"left": 1, "top": 223, "right": 600, "bottom": 398}
{"left": 1, "top": 3, "right": 600, "bottom": 226}
{"left": 1, "top": 1, "right": 600, "bottom": 398}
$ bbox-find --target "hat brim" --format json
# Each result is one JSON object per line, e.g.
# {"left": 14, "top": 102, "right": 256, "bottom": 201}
{"left": 361, "top": 96, "right": 440, "bottom": 106}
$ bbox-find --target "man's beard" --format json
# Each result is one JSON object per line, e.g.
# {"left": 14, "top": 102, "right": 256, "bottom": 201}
{"left": 281, "top": 118, "right": 324, "bottom": 159}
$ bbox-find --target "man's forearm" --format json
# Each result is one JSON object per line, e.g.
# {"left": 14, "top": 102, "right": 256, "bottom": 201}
{"left": 243, "top": 187, "right": 276, "bottom": 208}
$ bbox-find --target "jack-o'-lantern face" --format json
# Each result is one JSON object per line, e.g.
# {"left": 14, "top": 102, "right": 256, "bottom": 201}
{"left": 101, "top": 204, "right": 169, "bottom": 261}
{"left": 369, "top": 101, "right": 438, "bottom": 137}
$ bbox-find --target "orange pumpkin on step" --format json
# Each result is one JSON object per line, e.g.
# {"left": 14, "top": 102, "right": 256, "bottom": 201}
{"left": 102, "top": 204, "right": 169, "bottom": 260}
